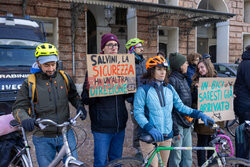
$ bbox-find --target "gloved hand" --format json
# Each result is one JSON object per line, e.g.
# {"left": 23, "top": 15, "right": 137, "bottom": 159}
{"left": 77, "top": 106, "right": 87, "bottom": 120}
{"left": 198, "top": 112, "right": 215, "bottom": 126}
{"left": 148, "top": 128, "right": 164, "bottom": 142}
{"left": 21, "top": 119, "right": 35, "bottom": 132}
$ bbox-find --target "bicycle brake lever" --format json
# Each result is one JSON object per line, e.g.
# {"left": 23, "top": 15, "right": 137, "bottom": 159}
{"left": 36, "top": 118, "right": 47, "bottom": 130}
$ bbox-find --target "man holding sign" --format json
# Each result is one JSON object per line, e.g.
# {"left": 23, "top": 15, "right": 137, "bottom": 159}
{"left": 81, "top": 33, "right": 131, "bottom": 167}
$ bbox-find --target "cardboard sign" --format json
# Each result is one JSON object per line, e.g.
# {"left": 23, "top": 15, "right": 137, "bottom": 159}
{"left": 198, "top": 77, "right": 236, "bottom": 123}
{"left": 87, "top": 54, "right": 136, "bottom": 97}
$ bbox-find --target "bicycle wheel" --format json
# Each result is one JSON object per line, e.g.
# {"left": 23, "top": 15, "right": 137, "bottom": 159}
{"left": 208, "top": 157, "right": 250, "bottom": 167}
{"left": 226, "top": 118, "right": 239, "bottom": 137}
{"left": 8, "top": 146, "right": 30, "bottom": 167}
{"left": 105, "top": 157, "right": 145, "bottom": 167}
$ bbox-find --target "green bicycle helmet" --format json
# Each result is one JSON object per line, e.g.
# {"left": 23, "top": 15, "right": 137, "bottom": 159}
{"left": 125, "top": 38, "right": 144, "bottom": 50}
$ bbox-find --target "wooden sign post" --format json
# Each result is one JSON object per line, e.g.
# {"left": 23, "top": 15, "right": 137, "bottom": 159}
{"left": 86, "top": 54, "right": 136, "bottom": 98}
{"left": 198, "top": 77, "right": 236, "bottom": 123}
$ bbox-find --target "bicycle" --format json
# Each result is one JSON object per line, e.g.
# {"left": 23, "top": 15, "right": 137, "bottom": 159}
{"left": 8, "top": 111, "right": 88, "bottom": 167}
{"left": 106, "top": 123, "right": 250, "bottom": 167}
{"left": 8, "top": 120, "right": 33, "bottom": 167}
{"left": 225, "top": 116, "right": 239, "bottom": 137}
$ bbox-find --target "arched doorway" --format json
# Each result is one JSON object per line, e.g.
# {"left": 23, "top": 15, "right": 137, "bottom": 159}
{"left": 87, "top": 10, "right": 97, "bottom": 54}
{"left": 197, "top": 0, "right": 229, "bottom": 63}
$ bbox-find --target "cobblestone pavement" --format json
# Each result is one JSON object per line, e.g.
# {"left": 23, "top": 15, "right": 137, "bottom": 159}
{"left": 28, "top": 103, "right": 235, "bottom": 167}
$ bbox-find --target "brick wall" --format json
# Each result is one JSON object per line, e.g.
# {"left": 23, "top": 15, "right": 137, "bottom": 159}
{"left": 228, "top": 0, "right": 250, "bottom": 62}
{"left": 0, "top": 0, "right": 86, "bottom": 84}
{"left": 137, "top": 9, "right": 195, "bottom": 58}
{"left": 179, "top": 0, "right": 250, "bottom": 63}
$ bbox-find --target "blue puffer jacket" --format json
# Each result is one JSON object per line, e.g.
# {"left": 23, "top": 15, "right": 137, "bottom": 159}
{"left": 133, "top": 81, "right": 200, "bottom": 137}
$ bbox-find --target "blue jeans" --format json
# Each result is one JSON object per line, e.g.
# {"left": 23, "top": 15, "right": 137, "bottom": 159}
{"left": 169, "top": 124, "right": 192, "bottom": 167}
{"left": 92, "top": 130, "right": 125, "bottom": 167}
{"left": 32, "top": 129, "right": 77, "bottom": 167}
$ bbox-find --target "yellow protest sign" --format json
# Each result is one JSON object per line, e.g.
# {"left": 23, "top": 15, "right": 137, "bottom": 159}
{"left": 86, "top": 54, "right": 136, "bottom": 98}
{"left": 198, "top": 77, "right": 236, "bottom": 123}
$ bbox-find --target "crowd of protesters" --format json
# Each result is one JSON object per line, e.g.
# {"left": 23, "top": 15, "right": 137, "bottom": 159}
{"left": 1, "top": 32, "right": 249, "bottom": 167}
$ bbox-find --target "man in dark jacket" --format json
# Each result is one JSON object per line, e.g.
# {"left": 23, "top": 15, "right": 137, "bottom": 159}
{"left": 82, "top": 33, "right": 129, "bottom": 167}
{"left": 168, "top": 53, "right": 194, "bottom": 167}
{"left": 125, "top": 38, "right": 147, "bottom": 158}
{"left": 12, "top": 43, "right": 86, "bottom": 167}
{"left": 234, "top": 45, "right": 250, "bottom": 124}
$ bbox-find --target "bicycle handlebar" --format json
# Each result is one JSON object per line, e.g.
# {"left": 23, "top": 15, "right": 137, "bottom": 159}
{"left": 36, "top": 110, "right": 83, "bottom": 130}
{"left": 140, "top": 123, "right": 225, "bottom": 144}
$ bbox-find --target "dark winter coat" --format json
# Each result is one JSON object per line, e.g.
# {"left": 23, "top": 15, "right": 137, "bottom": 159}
{"left": 13, "top": 71, "right": 83, "bottom": 137}
{"left": 135, "top": 57, "right": 147, "bottom": 87}
{"left": 126, "top": 56, "right": 147, "bottom": 104}
{"left": 187, "top": 64, "right": 196, "bottom": 87}
{"left": 81, "top": 73, "right": 129, "bottom": 133}
{"left": 169, "top": 71, "right": 194, "bottom": 128}
{"left": 234, "top": 50, "right": 250, "bottom": 122}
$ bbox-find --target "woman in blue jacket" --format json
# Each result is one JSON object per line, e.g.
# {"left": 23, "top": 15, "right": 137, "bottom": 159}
{"left": 133, "top": 55, "right": 214, "bottom": 167}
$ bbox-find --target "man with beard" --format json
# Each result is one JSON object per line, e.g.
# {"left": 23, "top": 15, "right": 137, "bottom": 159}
{"left": 12, "top": 43, "right": 86, "bottom": 167}
{"left": 125, "top": 38, "right": 147, "bottom": 159}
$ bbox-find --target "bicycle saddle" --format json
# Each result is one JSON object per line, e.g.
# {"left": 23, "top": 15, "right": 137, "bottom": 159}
{"left": 139, "top": 133, "right": 169, "bottom": 144}
{"left": 139, "top": 134, "right": 154, "bottom": 144}
{"left": 10, "top": 119, "right": 20, "bottom": 127}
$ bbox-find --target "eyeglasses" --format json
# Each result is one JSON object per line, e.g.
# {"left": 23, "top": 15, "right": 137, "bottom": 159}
{"left": 135, "top": 46, "right": 143, "bottom": 49}
{"left": 106, "top": 43, "right": 119, "bottom": 49}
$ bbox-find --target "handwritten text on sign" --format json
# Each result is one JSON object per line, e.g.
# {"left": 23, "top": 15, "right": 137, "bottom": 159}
{"left": 87, "top": 54, "right": 136, "bottom": 97}
{"left": 198, "top": 77, "right": 236, "bottom": 123}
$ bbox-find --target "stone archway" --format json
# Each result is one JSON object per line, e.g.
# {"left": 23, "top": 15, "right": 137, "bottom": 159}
{"left": 197, "top": 0, "right": 229, "bottom": 63}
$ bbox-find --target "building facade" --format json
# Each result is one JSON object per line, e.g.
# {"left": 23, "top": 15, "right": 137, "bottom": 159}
{"left": 0, "top": 0, "right": 249, "bottom": 89}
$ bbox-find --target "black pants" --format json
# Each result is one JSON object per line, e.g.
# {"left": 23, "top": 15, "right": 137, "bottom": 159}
{"left": 197, "top": 134, "right": 213, "bottom": 166}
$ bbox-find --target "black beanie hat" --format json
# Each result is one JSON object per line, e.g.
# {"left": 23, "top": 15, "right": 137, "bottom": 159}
{"left": 169, "top": 53, "right": 187, "bottom": 70}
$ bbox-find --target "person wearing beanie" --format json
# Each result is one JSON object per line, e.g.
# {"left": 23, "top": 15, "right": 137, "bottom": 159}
{"left": 100, "top": 33, "right": 120, "bottom": 53}
{"left": 82, "top": 33, "right": 129, "bottom": 167}
{"left": 124, "top": 38, "right": 146, "bottom": 159}
{"left": 168, "top": 53, "right": 194, "bottom": 167}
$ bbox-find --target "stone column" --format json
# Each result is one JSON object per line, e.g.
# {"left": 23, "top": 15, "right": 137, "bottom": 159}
{"left": 216, "top": 21, "right": 229, "bottom": 63}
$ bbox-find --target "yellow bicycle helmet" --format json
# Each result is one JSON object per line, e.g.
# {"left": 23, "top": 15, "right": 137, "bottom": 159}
{"left": 35, "top": 43, "right": 58, "bottom": 58}
{"left": 125, "top": 38, "right": 144, "bottom": 50}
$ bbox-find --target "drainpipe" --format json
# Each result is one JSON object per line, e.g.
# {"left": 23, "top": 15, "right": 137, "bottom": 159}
{"left": 71, "top": 3, "right": 76, "bottom": 80}
{"left": 187, "top": 30, "right": 189, "bottom": 56}
{"left": 186, "top": 29, "right": 191, "bottom": 56}
{"left": 22, "top": 0, "right": 26, "bottom": 16}
{"left": 72, "top": 37, "right": 75, "bottom": 77}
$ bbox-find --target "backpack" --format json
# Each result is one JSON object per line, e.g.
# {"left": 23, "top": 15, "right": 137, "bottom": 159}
{"left": 235, "top": 121, "right": 250, "bottom": 160}
{"left": 27, "top": 70, "right": 70, "bottom": 116}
